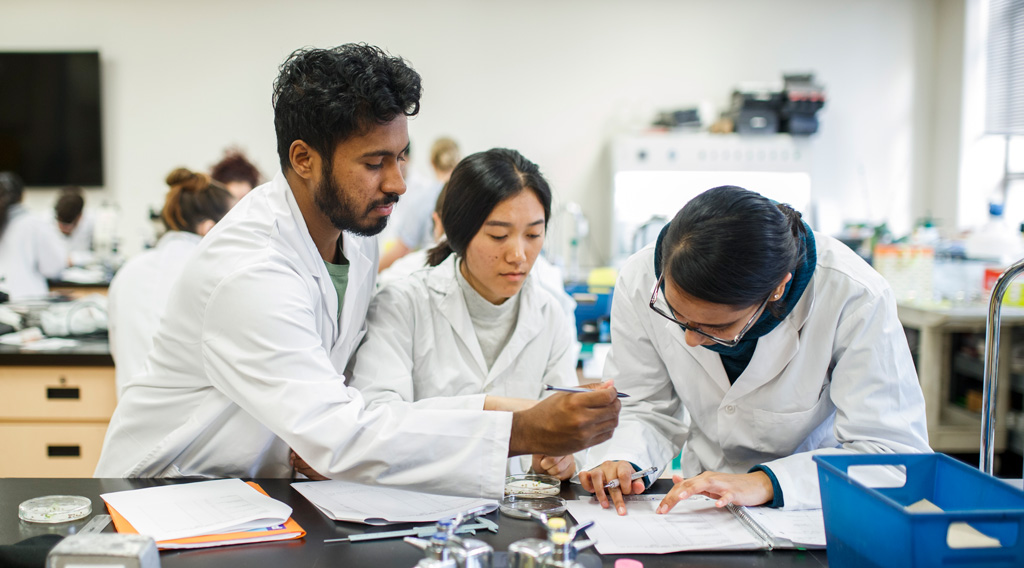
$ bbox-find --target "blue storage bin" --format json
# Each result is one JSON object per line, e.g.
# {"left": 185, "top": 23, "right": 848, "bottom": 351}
{"left": 814, "top": 453, "right": 1024, "bottom": 568}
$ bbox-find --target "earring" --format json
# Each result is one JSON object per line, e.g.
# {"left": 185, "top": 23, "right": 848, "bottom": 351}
{"left": 773, "top": 294, "right": 780, "bottom": 300}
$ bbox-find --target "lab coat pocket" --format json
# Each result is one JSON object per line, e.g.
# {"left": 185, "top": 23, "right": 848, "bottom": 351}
{"left": 750, "top": 384, "right": 834, "bottom": 455}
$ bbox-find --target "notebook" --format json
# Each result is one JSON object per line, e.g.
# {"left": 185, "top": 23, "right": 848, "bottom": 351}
{"left": 565, "top": 494, "right": 825, "bottom": 554}
{"left": 102, "top": 479, "right": 305, "bottom": 550}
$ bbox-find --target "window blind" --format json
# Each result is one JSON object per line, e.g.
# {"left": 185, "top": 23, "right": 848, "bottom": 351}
{"left": 986, "top": 0, "right": 1024, "bottom": 135}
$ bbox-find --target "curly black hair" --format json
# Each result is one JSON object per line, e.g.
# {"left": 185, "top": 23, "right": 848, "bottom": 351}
{"left": 272, "top": 44, "right": 422, "bottom": 171}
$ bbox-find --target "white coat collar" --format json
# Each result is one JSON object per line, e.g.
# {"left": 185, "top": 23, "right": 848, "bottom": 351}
{"left": 274, "top": 172, "right": 374, "bottom": 340}
{"left": 425, "top": 254, "right": 548, "bottom": 384}
{"left": 155, "top": 230, "right": 202, "bottom": 248}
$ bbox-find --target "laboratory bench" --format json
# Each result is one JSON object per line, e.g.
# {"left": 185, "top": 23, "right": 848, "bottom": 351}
{"left": 898, "top": 302, "right": 1024, "bottom": 476}
{"left": 0, "top": 337, "right": 115, "bottom": 478}
{"left": 0, "top": 478, "right": 828, "bottom": 568}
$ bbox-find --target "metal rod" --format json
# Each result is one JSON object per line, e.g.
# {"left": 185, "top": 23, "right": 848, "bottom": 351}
{"left": 980, "top": 258, "right": 1024, "bottom": 475}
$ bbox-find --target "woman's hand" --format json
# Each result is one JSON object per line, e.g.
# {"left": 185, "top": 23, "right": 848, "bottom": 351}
{"left": 656, "top": 470, "right": 773, "bottom": 514}
{"left": 578, "top": 460, "right": 647, "bottom": 516}
{"left": 531, "top": 454, "right": 575, "bottom": 480}
{"left": 289, "top": 450, "right": 328, "bottom": 480}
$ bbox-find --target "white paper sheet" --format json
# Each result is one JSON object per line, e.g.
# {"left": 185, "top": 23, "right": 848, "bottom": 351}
{"left": 566, "top": 495, "right": 765, "bottom": 554}
{"left": 742, "top": 506, "right": 826, "bottom": 548}
{"left": 100, "top": 479, "right": 292, "bottom": 542}
{"left": 291, "top": 480, "right": 498, "bottom": 525}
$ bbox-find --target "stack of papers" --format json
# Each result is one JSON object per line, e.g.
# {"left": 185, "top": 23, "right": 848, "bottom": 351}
{"left": 101, "top": 479, "right": 305, "bottom": 549}
{"left": 292, "top": 480, "right": 498, "bottom": 525}
{"left": 565, "top": 494, "right": 825, "bottom": 554}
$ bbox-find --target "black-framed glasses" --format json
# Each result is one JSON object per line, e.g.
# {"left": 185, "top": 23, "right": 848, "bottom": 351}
{"left": 648, "top": 274, "right": 770, "bottom": 347}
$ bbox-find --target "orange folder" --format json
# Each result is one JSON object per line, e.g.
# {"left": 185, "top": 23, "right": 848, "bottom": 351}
{"left": 106, "top": 482, "right": 306, "bottom": 550}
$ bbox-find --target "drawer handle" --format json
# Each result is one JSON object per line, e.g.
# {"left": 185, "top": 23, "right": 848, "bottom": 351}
{"left": 47, "top": 387, "right": 80, "bottom": 400}
{"left": 47, "top": 445, "right": 81, "bottom": 457}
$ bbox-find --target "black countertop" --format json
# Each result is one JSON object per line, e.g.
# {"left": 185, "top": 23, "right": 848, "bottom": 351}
{"left": 0, "top": 336, "right": 113, "bottom": 366}
{"left": 0, "top": 478, "right": 827, "bottom": 567}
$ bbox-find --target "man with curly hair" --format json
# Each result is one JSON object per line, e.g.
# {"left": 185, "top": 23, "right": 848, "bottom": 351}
{"left": 95, "top": 44, "right": 620, "bottom": 499}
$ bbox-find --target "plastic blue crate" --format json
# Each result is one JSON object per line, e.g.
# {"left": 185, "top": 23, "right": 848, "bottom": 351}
{"left": 814, "top": 453, "right": 1024, "bottom": 568}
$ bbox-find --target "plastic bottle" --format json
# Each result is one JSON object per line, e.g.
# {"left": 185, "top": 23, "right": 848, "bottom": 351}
{"left": 964, "top": 203, "right": 1024, "bottom": 266}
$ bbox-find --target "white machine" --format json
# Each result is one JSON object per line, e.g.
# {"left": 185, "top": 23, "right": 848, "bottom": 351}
{"left": 611, "top": 132, "right": 814, "bottom": 267}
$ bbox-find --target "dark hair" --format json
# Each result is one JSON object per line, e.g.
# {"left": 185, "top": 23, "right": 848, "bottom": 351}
{"left": 0, "top": 171, "right": 25, "bottom": 235}
{"left": 161, "top": 168, "right": 234, "bottom": 234}
{"left": 427, "top": 148, "right": 552, "bottom": 267}
{"left": 211, "top": 149, "right": 261, "bottom": 189}
{"left": 55, "top": 187, "right": 85, "bottom": 224}
{"left": 272, "top": 44, "right": 422, "bottom": 171}
{"left": 662, "top": 185, "right": 806, "bottom": 315}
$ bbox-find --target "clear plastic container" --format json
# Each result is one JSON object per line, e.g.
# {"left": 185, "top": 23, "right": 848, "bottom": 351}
{"left": 504, "top": 474, "right": 561, "bottom": 497}
{"left": 18, "top": 495, "right": 92, "bottom": 524}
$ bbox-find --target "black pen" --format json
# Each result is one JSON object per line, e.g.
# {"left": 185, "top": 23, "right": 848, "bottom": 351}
{"left": 543, "top": 384, "right": 630, "bottom": 398}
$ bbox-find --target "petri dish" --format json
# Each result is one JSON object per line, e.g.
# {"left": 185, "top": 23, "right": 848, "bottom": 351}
{"left": 499, "top": 494, "right": 567, "bottom": 519}
{"left": 504, "top": 474, "right": 561, "bottom": 497}
{"left": 19, "top": 495, "right": 92, "bottom": 524}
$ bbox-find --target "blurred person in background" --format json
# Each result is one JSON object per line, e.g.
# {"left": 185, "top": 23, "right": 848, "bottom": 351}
{"left": 0, "top": 171, "right": 68, "bottom": 301}
{"left": 107, "top": 167, "right": 234, "bottom": 396}
{"left": 378, "top": 136, "right": 459, "bottom": 271}
{"left": 211, "top": 148, "right": 262, "bottom": 201}
{"left": 54, "top": 186, "right": 97, "bottom": 264}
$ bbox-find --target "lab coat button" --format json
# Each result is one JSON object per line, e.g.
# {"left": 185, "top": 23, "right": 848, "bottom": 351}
{"left": 725, "top": 405, "right": 735, "bottom": 414}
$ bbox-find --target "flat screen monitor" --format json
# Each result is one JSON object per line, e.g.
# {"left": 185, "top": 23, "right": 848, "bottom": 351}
{"left": 0, "top": 51, "right": 103, "bottom": 186}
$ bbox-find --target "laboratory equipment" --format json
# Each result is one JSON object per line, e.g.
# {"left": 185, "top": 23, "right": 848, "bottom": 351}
{"left": 405, "top": 506, "right": 495, "bottom": 568}
{"left": 506, "top": 516, "right": 596, "bottom": 568}
{"left": 19, "top": 496, "right": 91, "bottom": 524}
{"left": 46, "top": 533, "right": 160, "bottom": 568}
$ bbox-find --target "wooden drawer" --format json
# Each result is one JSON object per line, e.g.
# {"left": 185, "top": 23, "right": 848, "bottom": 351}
{"left": 0, "top": 367, "right": 116, "bottom": 421}
{"left": 0, "top": 423, "right": 108, "bottom": 477}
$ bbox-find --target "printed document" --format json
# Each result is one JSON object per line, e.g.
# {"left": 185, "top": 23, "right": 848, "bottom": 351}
{"left": 100, "top": 479, "right": 293, "bottom": 542}
{"left": 292, "top": 479, "right": 498, "bottom": 524}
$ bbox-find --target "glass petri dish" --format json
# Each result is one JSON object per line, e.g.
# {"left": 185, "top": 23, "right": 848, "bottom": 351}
{"left": 504, "top": 474, "right": 561, "bottom": 497}
{"left": 499, "top": 494, "right": 567, "bottom": 519}
{"left": 18, "top": 495, "right": 92, "bottom": 524}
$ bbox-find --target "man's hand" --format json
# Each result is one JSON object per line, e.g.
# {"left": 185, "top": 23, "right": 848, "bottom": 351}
{"left": 532, "top": 454, "right": 575, "bottom": 480}
{"left": 578, "top": 460, "right": 646, "bottom": 515}
{"left": 656, "top": 471, "right": 773, "bottom": 514}
{"left": 508, "top": 381, "right": 620, "bottom": 457}
{"left": 289, "top": 450, "right": 328, "bottom": 480}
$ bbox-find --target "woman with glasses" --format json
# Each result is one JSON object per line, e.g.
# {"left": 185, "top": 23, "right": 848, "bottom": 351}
{"left": 579, "top": 185, "right": 930, "bottom": 514}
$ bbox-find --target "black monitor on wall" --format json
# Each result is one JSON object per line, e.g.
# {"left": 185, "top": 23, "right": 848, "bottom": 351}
{"left": 0, "top": 51, "right": 103, "bottom": 187}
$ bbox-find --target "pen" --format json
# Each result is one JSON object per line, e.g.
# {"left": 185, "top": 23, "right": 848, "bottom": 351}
{"left": 543, "top": 384, "right": 630, "bottom": 398}
{"left": 604, "top": 466, "right": 659, "bottom": 489}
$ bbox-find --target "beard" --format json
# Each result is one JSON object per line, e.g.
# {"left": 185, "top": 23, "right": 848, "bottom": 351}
{"left": 314, "top": 160, "right": 399, "bottom": 237}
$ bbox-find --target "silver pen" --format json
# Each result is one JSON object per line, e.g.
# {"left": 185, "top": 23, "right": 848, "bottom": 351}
{"left": 604, "top": 466, "right": 659, "bottom": 489}
{"left": 543, "top": 384, "right": 630, "bottom": 398}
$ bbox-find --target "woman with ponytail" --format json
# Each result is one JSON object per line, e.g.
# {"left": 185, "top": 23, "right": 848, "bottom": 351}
{"left": 0, "top": 171, "right": 68, "bottom": 301}
{"left": 579, "top": 185, "right": 930, "bottom": 514}
{"left": 344, "top": 148, "right": 591, "bottom": 480}
{"left": 108, "top": 168, "right": 234, "bottom": 396}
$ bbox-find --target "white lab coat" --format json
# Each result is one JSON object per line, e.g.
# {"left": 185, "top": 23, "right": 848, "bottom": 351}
{"left": 351, "top": 254, "right": 577, "bottom": 400}
{"left": 585, "top": 232, "right": 930, "bottom": 510}
{"left": 351, "top": 255, "right": 578, "bottom": 474}
{"left": 0, "top": 204, "right": 67, "bottom": 301}
{"left": 107, "top": 230, "right": 202, "bottom": 397}
{"left": 95, "top": 173, "right": 512, "bottom": 499}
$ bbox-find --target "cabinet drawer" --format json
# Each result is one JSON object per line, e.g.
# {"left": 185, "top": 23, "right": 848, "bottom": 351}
{"left": 0, "top": 367, "right": 116, "bottom": 421}
{"left": 0, "top": 423, "right": 108, "bottom": 478}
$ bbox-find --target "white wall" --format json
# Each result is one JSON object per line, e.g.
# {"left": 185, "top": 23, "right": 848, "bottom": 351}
{"left": 1, "top": 0, "right": 949, "bottom": 265}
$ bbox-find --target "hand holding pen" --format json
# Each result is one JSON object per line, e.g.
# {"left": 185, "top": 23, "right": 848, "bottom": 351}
{"left": 579, "top": 460, "right": 658, "bottom": 516}
{"left": 544, "top": 384, "right": 630, "bottom": 398}
{"left": 604, "top": 466, "right": 658, "bottom": 489}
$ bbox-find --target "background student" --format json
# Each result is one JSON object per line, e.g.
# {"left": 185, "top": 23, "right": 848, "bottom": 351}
{"left": 210, "top": 148, "right": 262, "bottom": 201}
{"left": 580, "top": 186, "right": 930, "bottom": 513}
{"left": 0, "top": 171, "right": 68, "bottom": 301}
{"left": 107, "top": 168, "right": 235, "bottom": 397}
